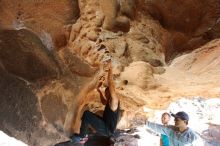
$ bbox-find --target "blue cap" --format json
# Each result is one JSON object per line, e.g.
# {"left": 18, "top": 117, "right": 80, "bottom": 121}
{"left": 171, "top": 111, "right": 189, "bottom": 121}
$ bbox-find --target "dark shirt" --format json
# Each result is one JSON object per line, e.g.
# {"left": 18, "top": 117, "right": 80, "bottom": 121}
{"left": 103, "top": 102, "right": 120, "bottom": 134}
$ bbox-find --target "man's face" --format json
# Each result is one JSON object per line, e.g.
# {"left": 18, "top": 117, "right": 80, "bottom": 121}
{"left": 174, "top": 118, "right": 187, "bottom": 127}
{"left": 161, "top": 114, "right": 170, "bottom": 125}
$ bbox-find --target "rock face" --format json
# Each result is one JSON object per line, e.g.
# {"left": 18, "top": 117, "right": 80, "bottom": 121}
{"left": 0, "top": 29, "right": 60, "bottom": 81}
{"left": 145, "top": 0, "right": 220, "bottom": 61}
{"left": 0, "top": 71, "right": 41, "bottom": 138}
{"left": 0, "top": 0, "right": 220, "bottom": 145}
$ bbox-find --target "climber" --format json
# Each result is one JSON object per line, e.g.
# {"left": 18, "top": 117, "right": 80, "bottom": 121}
{"left": 70, "top": 60, "right": 120, "bottom": 144}
{"left": 146, "top": 111, "right": 203, "bottom": 146}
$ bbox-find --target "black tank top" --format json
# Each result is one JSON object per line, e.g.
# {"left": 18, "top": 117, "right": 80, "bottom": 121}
{"left": 103, "top": 102, "right": 120, "bottom": 134}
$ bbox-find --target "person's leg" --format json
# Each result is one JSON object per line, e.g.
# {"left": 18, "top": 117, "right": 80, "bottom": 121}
{"left": 79, "top": 110, "right": 110, "bottom": 137}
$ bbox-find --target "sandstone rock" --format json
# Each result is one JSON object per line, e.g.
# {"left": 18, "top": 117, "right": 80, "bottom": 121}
{"left": 0, "top": 29, "right": 60, "bottom": 82}
{"left": 120, "top": 61, "right": 154, "bottom": 89}
{"left": 0, "top": 71, "right": 42, "bottom": 145}
{"left": 86, "top": 30, "right": 98, "bottom": 41}
{"left": 1, "top": 1, "right": 220, "bottom": 146}
{"left": 0, "top": 0, "right": 80, "bottom": 50}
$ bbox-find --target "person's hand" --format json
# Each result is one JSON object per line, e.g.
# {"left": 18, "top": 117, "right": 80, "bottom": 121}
{"left": 103, "top": 59, "right": 111, "bottom": 72}
{"left": 97, "top": 70, "right": 106, "bottom": 85}
{"left": 97, "top": 81, "right": 102, "bottom": 88}
{"left": 89, "top": 68, "right": 105, "bottom": 88}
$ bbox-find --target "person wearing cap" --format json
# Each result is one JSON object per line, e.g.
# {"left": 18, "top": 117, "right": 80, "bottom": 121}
{"left": 146, "top": 111, "right": 202, "bottom": 146}
{"left": 160, "top": 112, "right": 171, "bottom": 146}
{"left": 70, "top": 61, "right": 120, "bottom": 144}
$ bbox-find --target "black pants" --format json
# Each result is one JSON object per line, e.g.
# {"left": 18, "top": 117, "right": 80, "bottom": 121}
{"left": 79, "top": 110, "right": 111, "bottom": 137}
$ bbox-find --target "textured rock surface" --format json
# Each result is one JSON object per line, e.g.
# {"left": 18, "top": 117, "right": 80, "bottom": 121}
{"left": 0, "top": 29, "right": 60, "bottom": 81}
{"left": 0, "top": 0, "right": 220, "bottom": 145}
